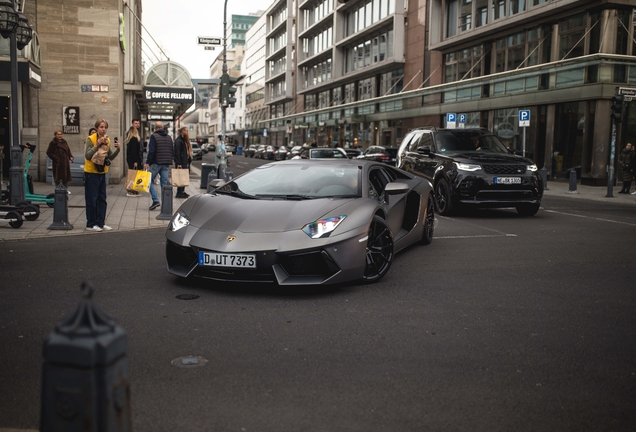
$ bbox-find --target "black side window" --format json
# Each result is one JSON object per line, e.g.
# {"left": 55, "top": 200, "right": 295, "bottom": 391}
{"left": 419, "top": 133, "right": 434, "bottom": 151}
{"left": 368, "top": 169, "right": 390, "bottom": 202}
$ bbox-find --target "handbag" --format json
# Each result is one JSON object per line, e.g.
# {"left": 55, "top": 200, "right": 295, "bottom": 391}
{"left": 125, "top": 169, "right": 138, "bottom": 191}
{"left": 171, "top": 168, "right": 190, "bottom": 187}
{"left": 132, "top": 169, "right": 151, "bottom": 193}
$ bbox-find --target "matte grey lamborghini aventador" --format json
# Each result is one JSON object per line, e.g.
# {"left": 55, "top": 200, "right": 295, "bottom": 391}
{"left": 165, "top": 160, "right": 435, "bottom": 285}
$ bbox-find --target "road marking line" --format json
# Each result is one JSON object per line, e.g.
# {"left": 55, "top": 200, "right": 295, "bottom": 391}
{"left": 543, "top": 209, "right": 636, "bottom": 227}
{"left": 436, "top": 234, "right": 517, "bottom": 239}
{"left": 438, "top": 216, "right": 515, "bottom": 236}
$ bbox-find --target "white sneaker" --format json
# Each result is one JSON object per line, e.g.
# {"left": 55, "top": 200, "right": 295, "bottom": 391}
{"left": 102, "top": 225, "right": 113, "bottom": 231}
{"left": 67, "top": 190, "right": 72, "bottom": 195}
{"left": 87, "top": 226, "right": 102, "bottom": 232}
{"left": 631, "top": 191, "right": 636, "bottom": 195}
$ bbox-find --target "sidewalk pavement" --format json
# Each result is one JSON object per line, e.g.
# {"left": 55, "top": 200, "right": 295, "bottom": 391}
{"left": 0, "top": 165, "right": 206, "bottom": 242}
{"left": 1, "top": 173, "right": 634, "bottom": 242}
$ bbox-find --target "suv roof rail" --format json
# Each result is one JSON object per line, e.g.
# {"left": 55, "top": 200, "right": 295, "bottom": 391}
{"left": 409, "top": 126, "right": 438, "bottom": 132}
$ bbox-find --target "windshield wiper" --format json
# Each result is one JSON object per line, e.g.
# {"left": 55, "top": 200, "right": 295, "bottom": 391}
{"left": 255, "top": 194, "right": 316, "bottom": 200}
{"left": 214, "top": 189, "right": 259, "bottom": 199}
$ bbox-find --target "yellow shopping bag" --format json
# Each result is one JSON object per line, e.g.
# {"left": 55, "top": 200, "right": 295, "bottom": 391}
{"left": 132, "top": 170, "right": 151, "bottom": 193}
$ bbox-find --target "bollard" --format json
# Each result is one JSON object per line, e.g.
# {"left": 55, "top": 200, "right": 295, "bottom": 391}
{"left": 217, "top": 163, "right": 227, "bottom": 181}
{"left": 540, "top": 166, "right": 549, "bottom": 191}
{"left": 200, "top": 163, "right": 216, "bottom": 189}
{"left": 206, "top": 165, "right": 218, "bottom": 192}
{"left": 47, "top": 181, "right": 73, "bottom": 230}
{"left": 567, "top": 168, "right": 578, "bottom": 194}
{"left": 41, "top": 282, "right": 132, "bottom": 432}
{"left": 157, "top": 183, "right": 173, "bottom": 220}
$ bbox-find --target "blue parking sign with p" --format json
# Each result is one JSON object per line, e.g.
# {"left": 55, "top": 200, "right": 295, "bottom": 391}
{"left": 446, "top": 113, "right": 456, "bottom": 123}
{"left": 519, "top": 110, "right": 530, "bottom": 127}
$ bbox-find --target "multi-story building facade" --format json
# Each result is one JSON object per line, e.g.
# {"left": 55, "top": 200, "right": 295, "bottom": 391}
{"left": 259, "top": 0, "right": 636, "bottom": 185}
{"left": 242, "top": 12, "right": 268, "bottom": 147}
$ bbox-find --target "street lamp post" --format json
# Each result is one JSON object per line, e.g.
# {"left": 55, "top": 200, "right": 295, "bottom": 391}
{"left": 0, "top": 0, "right": 33, "bottom": 205}
{"left": 221, "top": 0, "right": 228, "bottom": 142}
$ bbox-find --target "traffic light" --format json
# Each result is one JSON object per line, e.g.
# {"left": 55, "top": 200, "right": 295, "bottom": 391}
{"left": 611, "top": 95, "right": 624, "bottom": 123}
{"left": 219, "top": 73, "right": 238, "bottom": 108}
{"left": 220, "top": 72, "right": 229, "bottom": 107}
{"left": 227, "top": 75, "right": 238, "bottom": 107}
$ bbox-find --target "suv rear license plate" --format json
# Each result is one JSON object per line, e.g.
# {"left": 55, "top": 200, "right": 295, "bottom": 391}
{"left": 494, "top": 177, "right": 521, "bottom": 184}
{"left": 198, "top": 252, "right": 256, "bottom": 268}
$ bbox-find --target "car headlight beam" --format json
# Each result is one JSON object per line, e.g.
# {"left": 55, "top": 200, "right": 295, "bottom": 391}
{"left": 302, "top": 215, "right": 346, "bottom": 239}
{"left": 170, "top": 211, "right": 190, "bottom": 232}
{"left": 455, "top": 162, "right": 482, "bottom": 172}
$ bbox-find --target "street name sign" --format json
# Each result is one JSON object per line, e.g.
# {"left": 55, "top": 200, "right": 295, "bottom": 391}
{"left": 618, "top": 87, "right": 636, "bottom": 101}
{"left": 197, "top": 37, "right": 221, "bottom": 46}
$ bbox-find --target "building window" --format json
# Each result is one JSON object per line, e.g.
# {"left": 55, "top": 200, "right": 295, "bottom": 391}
{"left": 444, "top": 44, "right": 484, "bottom": 83}
{"left": 559, "top": 13, "right": 586, "bottom": 60}
{"left": 446, "top": 0, "right": 458, "bottom": 37}
{"left": 345, "top": 0, "right": 394, "bottom": 37}
{"left": 344, "top": 30, "right": 394, "bottom": 73}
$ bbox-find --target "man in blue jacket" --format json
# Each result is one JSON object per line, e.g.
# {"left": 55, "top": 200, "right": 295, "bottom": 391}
{"left": 144, "top": 121, "right": 174, "bottom": 210}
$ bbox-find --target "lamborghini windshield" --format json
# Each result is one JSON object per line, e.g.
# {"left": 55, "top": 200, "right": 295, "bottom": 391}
{"left": 215, "top": 164, "right": 361, "bottom": 199}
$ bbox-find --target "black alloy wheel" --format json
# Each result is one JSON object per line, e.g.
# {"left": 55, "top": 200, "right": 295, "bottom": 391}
{"left": 362, "top": 216, "right": 394, "bottom": 283}
{"left": 421, "top": 194, "right": 435, "bottom": 245}
{"left": 435, "top": 179, "right": 453, "bottom": 215}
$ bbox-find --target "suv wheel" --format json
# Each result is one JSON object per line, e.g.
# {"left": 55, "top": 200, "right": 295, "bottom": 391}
{"left": 516, "top": 202, "right": 540, "bottom": 216}
{"left": 435, "top": 179, "right": 454, "bottom": 215}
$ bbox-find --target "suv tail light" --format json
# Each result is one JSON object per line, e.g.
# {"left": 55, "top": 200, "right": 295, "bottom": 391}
{"left": 380, "top": 154, "right": 390, "bottom": 160}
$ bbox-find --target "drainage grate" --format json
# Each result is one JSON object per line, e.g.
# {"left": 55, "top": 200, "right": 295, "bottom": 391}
{"left": 175, "top": 294, "right": 200, "bottom": 300}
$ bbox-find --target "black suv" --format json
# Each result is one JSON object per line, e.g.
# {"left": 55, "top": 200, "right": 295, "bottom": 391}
{"left": 397, "top": 127, "right": 543, "bottom": 216}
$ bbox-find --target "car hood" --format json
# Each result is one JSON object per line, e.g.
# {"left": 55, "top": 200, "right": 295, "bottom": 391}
{"left": 449, "top": 152, "right": 533, "bottom": 164}
{"left": 188, "top": 194, "right": 354, "bottom": 233}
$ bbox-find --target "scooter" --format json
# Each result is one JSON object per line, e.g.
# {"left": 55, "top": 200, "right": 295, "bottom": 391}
{"left": 19, "top": 143, "right": 55, "bottom": 207}
{"left": 0, "top": 145, "right": 41, "bottom": 223}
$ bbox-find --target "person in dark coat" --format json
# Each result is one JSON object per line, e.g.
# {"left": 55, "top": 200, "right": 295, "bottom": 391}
{"left": 125, "top": 125, "right": 143, "bottom": 196}
{"left": 144, "top": 121, "right": 174, "bottom": 210}
{"left": 619, "top": 143, "right": 634, "bottom": 193}
{"left": 46, "top": 130, "right": 74, "bottom": 188}
{"left": 173, "top": 127, "right": 192, "bottom": 198}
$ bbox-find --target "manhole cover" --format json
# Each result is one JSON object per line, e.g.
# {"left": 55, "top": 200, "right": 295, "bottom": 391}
{"left": 171, "top": 356, "right": 208, "bottom": 368}
{"left": 175, "top": 294, "right": 200, "bottom": 300}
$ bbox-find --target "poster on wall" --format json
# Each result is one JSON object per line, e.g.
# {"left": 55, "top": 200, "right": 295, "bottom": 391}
{"left": 62, "top": 106, "right": 80, "bottom": 134}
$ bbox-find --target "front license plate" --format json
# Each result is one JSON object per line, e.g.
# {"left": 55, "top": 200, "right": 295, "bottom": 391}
{"left": 494, "top": 177, "right": 521, "bottom": 184}
{"left": 198, "top": 252, "right": 256, "bottom": 268}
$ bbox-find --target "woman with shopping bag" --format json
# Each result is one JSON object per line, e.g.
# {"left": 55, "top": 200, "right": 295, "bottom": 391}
{"left": 173, "top": 127, "right": 192, "bottom": 198}
{"left": 125, "top": 124, "right": 143, "bottom": 196}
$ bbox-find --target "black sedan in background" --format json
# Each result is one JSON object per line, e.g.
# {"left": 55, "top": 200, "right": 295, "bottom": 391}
{"left": 344, "top": 148, "right": 362, "bottom": 159}
{"left": 287, "top": 146, "right": 303, "bottom": 159}
{"left": 356, "top": 146, "right": 399, "bottom": 165}
{"left": 397, "top": 127, "right": 543, "bottom": 216}
{"left": 244, "top": 145, "right": 258, "bottom": 157}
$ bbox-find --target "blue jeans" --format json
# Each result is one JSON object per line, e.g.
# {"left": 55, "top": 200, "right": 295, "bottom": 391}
{"left": 84, "top": 172, "right": 107, "bottom": 228}
{"left": 149, "top": 164, "right": 169, "bottom": 204}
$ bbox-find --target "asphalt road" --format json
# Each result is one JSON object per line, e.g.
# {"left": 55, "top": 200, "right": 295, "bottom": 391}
{"left": 1, "top": 156, "right": 635, "bottom": 432}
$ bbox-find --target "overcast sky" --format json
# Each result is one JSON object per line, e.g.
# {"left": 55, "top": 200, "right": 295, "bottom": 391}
{"left": 141, "top": 0, "right": 270, "bottom": 79}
